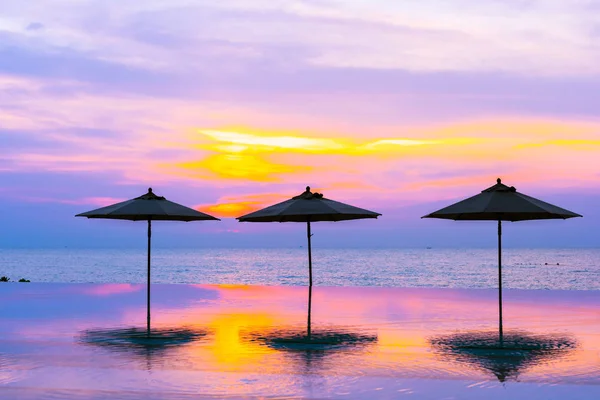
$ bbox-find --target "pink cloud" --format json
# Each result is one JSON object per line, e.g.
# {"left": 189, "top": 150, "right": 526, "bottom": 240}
{"left": 13, "top": 195, "right": 125, "bottom": 207}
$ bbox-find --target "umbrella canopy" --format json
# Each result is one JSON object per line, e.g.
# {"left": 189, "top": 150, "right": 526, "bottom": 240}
{"left": 76, "top": 188, "right": 219, "bottom": 333}
{"left": 76, "top": 188, "right": 219, "bottom": 221}
{"left": 237, "top": 186, "right": 381, "bottom": 339}
{"left": 423, "top": 178, "right": 581, "bottom": 338}
{"left": 422, "top": 178, "right": 581, "bottom": 221}
{"left": 237, "top": 186, "right": 381, "bottom": 222}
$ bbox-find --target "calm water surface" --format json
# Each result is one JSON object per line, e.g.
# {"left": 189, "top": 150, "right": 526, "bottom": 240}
{"left": 1, "top": 248, "right": 599, "bottom": 289}
{"left": 0, "top": 284, "right": 599, "bottom": 399}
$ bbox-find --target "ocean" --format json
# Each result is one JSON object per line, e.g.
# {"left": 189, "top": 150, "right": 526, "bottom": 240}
{"left": 1, "top": 248, "right": 599, "bottom": 290}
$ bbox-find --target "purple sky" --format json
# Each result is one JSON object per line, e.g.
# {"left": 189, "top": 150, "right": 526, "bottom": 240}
{"left": 1, "top": 0, "right": 599, "bottom": 248}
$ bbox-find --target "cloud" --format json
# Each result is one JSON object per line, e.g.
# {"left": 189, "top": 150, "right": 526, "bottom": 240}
{"left": 3, "top": 194, "right": 125, "bottom": 207}
{"left": 0, "top": 44, "right": 162, "bottom": 87}
{"left": 25, "top": 22, "right": 44, "bottom": 31}
{"left": 174, "top": 153, "right": 310, "bottom": 183}
{"left": 1, "top": 0, "right": 600, "bottom": 248}
{"left": 199, "top": 130, "right": 346, "bottom": 152}
{"left": 196, "top": 193, "right": 290, "bottom": 218}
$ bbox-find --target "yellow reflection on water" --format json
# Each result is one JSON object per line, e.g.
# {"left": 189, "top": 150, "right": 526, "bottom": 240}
{"left": 5, "top": 283, "right": 600, "bottom": 394}
{"left": 203, "top": 312, "right": 278, "bottom": 368}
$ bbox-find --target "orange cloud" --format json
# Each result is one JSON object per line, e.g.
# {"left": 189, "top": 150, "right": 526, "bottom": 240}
{"left": 197, "top": 193, "right": 289, "bottom": 218}
{"left": 198, "top": 201, "right": 259, "bottom": 218}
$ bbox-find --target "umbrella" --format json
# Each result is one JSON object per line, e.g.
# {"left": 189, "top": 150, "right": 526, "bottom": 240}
{"left": 76, "top": 188, "right": 220, "bottom": 333}
{"left": 237, "top": 186, "right": 381, "bottom": 338}
{"left": 422, "top": 178, "right": 581, "bottom": 338}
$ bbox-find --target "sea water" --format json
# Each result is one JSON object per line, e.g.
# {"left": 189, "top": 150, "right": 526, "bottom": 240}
{"left": 0, "top": 248, "right": 599, "bottom": 289}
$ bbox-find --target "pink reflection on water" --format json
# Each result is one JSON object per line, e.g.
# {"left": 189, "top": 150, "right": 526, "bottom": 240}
{"left": 1, "top": 284, "right": 599, "bottom": 398}
{"left": 82, "top": 284, "right": 142, "bottom": 296}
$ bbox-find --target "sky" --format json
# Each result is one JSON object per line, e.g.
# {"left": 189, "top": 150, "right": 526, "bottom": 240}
{"left": 1, "top": 0, "right": 599, "bottom": 248}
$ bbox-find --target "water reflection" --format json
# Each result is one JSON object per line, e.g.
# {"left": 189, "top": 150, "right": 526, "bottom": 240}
{"left": 243, "top": 285, "right": 377, "bottom": 351}
{"left": 430, "top": 330, "right": 578, "bottom": 382}
{"left": 79, "top": 326, "right": 208, "bottom": 368}
{"left": 2, "top": 283, "right": 599, "bottom": 398}
{"left": 0, "top": 354, "right": 15, "bottom": 384}
{"left": 243, "top": 325, "right": 377, "bottom": 396}
{"left": 245, "top": 326, "right": 377, "bottom": 350}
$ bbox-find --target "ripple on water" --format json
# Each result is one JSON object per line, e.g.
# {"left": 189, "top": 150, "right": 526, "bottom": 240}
{"left": 429, "top": 330, "right": 579, "bottom": 383}
{"left": 78, "top": 326, "right": 208, "bottom": 355}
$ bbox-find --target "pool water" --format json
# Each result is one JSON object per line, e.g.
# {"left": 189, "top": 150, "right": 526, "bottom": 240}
{"left": 1, "top": 284, "right": 599, "bottom": 399}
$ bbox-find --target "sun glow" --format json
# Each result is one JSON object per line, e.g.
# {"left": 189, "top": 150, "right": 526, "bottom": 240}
{"left": 197, "top": 193, "right": 288, "bottom": 218}
{"left": 157, "top": 121, "right": 600, "bottom": 214}
{"left": 364, "top": 139, "right": 440, "bottom": 147}
{"left": 200, "top": 130, "right": 345, "bottom": 151}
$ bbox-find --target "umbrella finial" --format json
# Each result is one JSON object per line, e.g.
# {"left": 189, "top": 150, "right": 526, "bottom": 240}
{"left": 306, "top": 186, "right": 311, "bottom": 192}
{"left": 497, "top": 178, "right": 501, "bottom": 184}
{"left": 149, "top": 187, "right": 153, "bottom": 193}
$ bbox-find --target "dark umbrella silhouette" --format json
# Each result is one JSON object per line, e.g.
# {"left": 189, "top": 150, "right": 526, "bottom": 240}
{"left": 429, "top": 330, "right": 577, "bottom": 382}
{"left": 76, "top": 188, "right": 220, "bottom": 333}
{"left": 79, "top": 326, "right": 207, "bottom": 355}
{"left": 79, "top": 326, "right": 208, "bottom": 370}
{"left": 243, "top": 305, "right": 378, "bottom": 350}
{"left": 423, "top": 178, "right": 581, "bottom": 338}
{"left": 237, "top": 186, "right": 380, "bottom": 338}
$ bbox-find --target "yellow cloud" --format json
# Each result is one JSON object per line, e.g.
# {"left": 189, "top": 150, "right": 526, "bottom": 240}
{"left": 199, "top": 129, "right": 345, "bottom": 151}
{"left": 176, "top": 153, "right": 310, "bottom": 182}
{"left": 195, "top": 128, "right": 454, "bottom": 156}
{"left": 363, "top": 139, "right": 440, "bottom": 148}
{"left": 162, "top": 120, "right": 600, "bottom": 189}
{"left": 515, "top": 139, "right": 600, "bottom": 149}
{"left": 173, "top": 129, "right": 462, "bottom": 182}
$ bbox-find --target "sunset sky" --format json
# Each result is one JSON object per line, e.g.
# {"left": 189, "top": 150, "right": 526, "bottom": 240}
{"left": 1, "top": 0, "right": 599, "bottom": 248}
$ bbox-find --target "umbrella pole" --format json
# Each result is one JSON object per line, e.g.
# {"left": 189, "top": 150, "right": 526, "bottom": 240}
{"left": 307, "top": 285, "right": 312, "bottom": 340}
{"left": 147, "top": 219, "right": 152, "bottom": 336}
{"left": 307, "top": 220, "right": 313, "bottom": 287}
{"left": 306, "top": 220, "right": 313, "bottom": 340}
{"left": 498, "top": 219, "right": 503, "bottom": 343}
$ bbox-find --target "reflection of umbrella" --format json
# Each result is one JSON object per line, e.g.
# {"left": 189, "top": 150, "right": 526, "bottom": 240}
{"left": 423, "top": 178, "right": 581, "bottom": 337}
{"left": 429, "top": 330, "right": 577, "bottom": 382}
{"left": 76, "top": 188, "right": 220, "bottom": 332}
{"left": 242, "top": 288, "right": 377, "bottom": 349}
{"left": 243, "top": 323, "right": 377, "bottom": 395}
{"left": 237, "top": 186, "right": 380, "bottom": 339}
{"left": 79, "top": 326, "right": 207, "bottom": 354}
{"left": 79, "top": 326, "right": 208, "bottom": 370}
{"left": 243, "top": 315, "right": 377, "bottom": 351}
